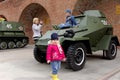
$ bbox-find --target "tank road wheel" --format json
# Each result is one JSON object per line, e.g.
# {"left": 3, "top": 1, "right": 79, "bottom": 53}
{"left": 67, "top": 43, "right": 86, "bottom": 71}
{"left": 16, "top": 41, "right": 23, "bottom": 48}
{"left": 34, "top": 46, "right": 46, "bottom": 63}
{"left": 0, "top": 42, "right": 7, "bottom": 49}
{"left": 8, "top": 41, "right": 15, "bottom": 49}
{"left": 103, "top": 40, "right": 117, "bottom": 60}
{"left": 22, "top": 39, "right": 28, "bottom": 47}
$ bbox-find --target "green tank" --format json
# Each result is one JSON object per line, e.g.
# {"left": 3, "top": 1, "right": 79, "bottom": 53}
{"left": 0, "top": 21, "right": 29, "bottom": 49}
{"left": 33, "top": 10, "right": 120, "bottom": 71}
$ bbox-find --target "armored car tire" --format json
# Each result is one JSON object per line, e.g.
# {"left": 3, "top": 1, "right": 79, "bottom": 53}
{"left": 34, "top": 46, "right": 46, "bottom": 63}
{"left": 103, "top": 40, "right": 117, "bottom": 60}
{"left": 67, "top": 43, "right": 86, "bottom": 71}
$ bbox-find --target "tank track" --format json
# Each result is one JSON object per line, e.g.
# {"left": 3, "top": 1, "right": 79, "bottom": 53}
{"left": 0, "top": 36, "right": 29, "bottom": 49}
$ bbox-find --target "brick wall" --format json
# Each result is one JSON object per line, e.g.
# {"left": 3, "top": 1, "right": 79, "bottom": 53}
{"left": 94, "top": 0, "right": 120, "bottom": 41}
{"left": 0, "top": 0, "right": 77, "bottom": 43}
{"left": 0, "top": 0, "right": 120, "bottom": 44}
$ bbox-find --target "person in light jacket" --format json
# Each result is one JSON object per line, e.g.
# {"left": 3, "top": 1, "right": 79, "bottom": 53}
{"left": 32, "top": 18, "right": 43, "bottom": 41}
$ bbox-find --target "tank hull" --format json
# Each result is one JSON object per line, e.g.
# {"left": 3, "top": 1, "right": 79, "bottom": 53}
{"left": 0, "top": 21, "right": 29, "bottom": 49}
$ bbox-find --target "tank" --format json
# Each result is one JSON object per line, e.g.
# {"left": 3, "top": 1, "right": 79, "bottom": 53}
{"left": 33, "top": 10, "right": 120, "bottom": 71}
{"left": 0, "top": 21, "right": 29, "bottom": 49}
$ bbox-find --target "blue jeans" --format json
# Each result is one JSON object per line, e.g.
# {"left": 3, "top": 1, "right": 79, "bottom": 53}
{"left": 51, "top": 61, "right": 61, "bottom": 74}
{"left": 59, "top": 23, "right": 72, "bottom": 29}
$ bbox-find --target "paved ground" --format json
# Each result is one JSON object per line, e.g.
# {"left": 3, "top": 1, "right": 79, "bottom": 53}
{"left": 0, "top": 45, "right": 120, "bottom": 80}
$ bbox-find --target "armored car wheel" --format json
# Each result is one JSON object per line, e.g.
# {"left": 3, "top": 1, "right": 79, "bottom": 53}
{"left": 103, "top": 40, "right": 117, "bottom": 60}
{"left": 67, "top": 43, "right": 86, "bottom": 71}
{"left": 8, "top": 41, "right": 15, "bottom": 49}
{"left": 0, "top": 42, "right": 7, "bottom": 49}
{"left": 16, "top": 41, "right": 23, "bottom": 48}
{"left": 34, "top": 46, "right": 46, "bottom": 63}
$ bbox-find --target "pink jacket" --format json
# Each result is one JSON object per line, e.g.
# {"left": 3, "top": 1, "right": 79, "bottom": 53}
{"left": 46, "top": 43, "right": 65, "bottom": 61}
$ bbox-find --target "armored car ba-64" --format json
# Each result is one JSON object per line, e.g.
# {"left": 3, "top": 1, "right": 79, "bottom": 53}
{"left": 34, "top": 10, "right": 119, "bottom": 71}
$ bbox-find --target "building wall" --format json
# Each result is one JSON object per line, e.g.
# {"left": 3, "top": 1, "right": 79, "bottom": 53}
{"left": 0, "top": 0, "right": 77, "bottom": 43}
{"left": 0, "top": 0, "right": 120, "bottom": 44}
{"left": 0, "top": 0, "right": 77, "bottom": 23}
{"left": 94, "top": 0, "right": 120, "bottom": 41}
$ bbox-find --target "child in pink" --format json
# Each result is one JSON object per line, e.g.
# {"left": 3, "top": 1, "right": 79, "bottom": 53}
{"left": 46, "top": 33, "right": 66, "bottom": 80}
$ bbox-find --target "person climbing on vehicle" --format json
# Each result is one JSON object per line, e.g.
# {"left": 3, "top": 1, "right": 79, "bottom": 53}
{"left": 59, "top": 9, "right": 77, "bottom": 29}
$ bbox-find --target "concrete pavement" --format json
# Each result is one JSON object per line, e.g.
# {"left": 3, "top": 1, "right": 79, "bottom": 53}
{"left": 0, "top": 45, "right": 120, "bottom": 80}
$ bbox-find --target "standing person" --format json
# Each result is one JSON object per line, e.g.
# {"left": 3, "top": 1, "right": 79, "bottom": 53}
{"left": 32, "top": 18, "right": 43, "bottom": 41}
{"left": 46, "top": 33, "right": 66, "bottom": 80}
{"left": 59, "top": 9, "right": 77, "bottom": 29}
{"left": 0, "top": 15, "right": 5, "bottom": 22}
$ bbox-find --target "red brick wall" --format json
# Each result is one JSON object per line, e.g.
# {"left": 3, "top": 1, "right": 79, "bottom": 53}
{"left": 0, "top": 0, "right": 77, "bottom": 43}
{"left": 0, "top": 0, "right": 120, "bottom": 44}
{"left": 94, "top": 0, "right": 120, "bottom": 41}
{"left": 0, "top": 0, "right": 77, "bottom": 23}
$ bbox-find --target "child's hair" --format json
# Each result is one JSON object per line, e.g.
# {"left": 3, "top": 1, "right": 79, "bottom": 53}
{"left": 33, "top": 18, "right": 39, "bottom": 24}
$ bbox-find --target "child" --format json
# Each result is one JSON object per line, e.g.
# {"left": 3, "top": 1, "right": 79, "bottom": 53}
{"left": 0, "top": 16, "right": 5, "bottom": 22}
{"left": 46, "top": 33, "right": 66, "bottom": 80}
{"left": 59, "top": 9, "right": 77, "bottom": 29}
{"left": 32, "top": 18, "right": 43, "bottom": 42}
